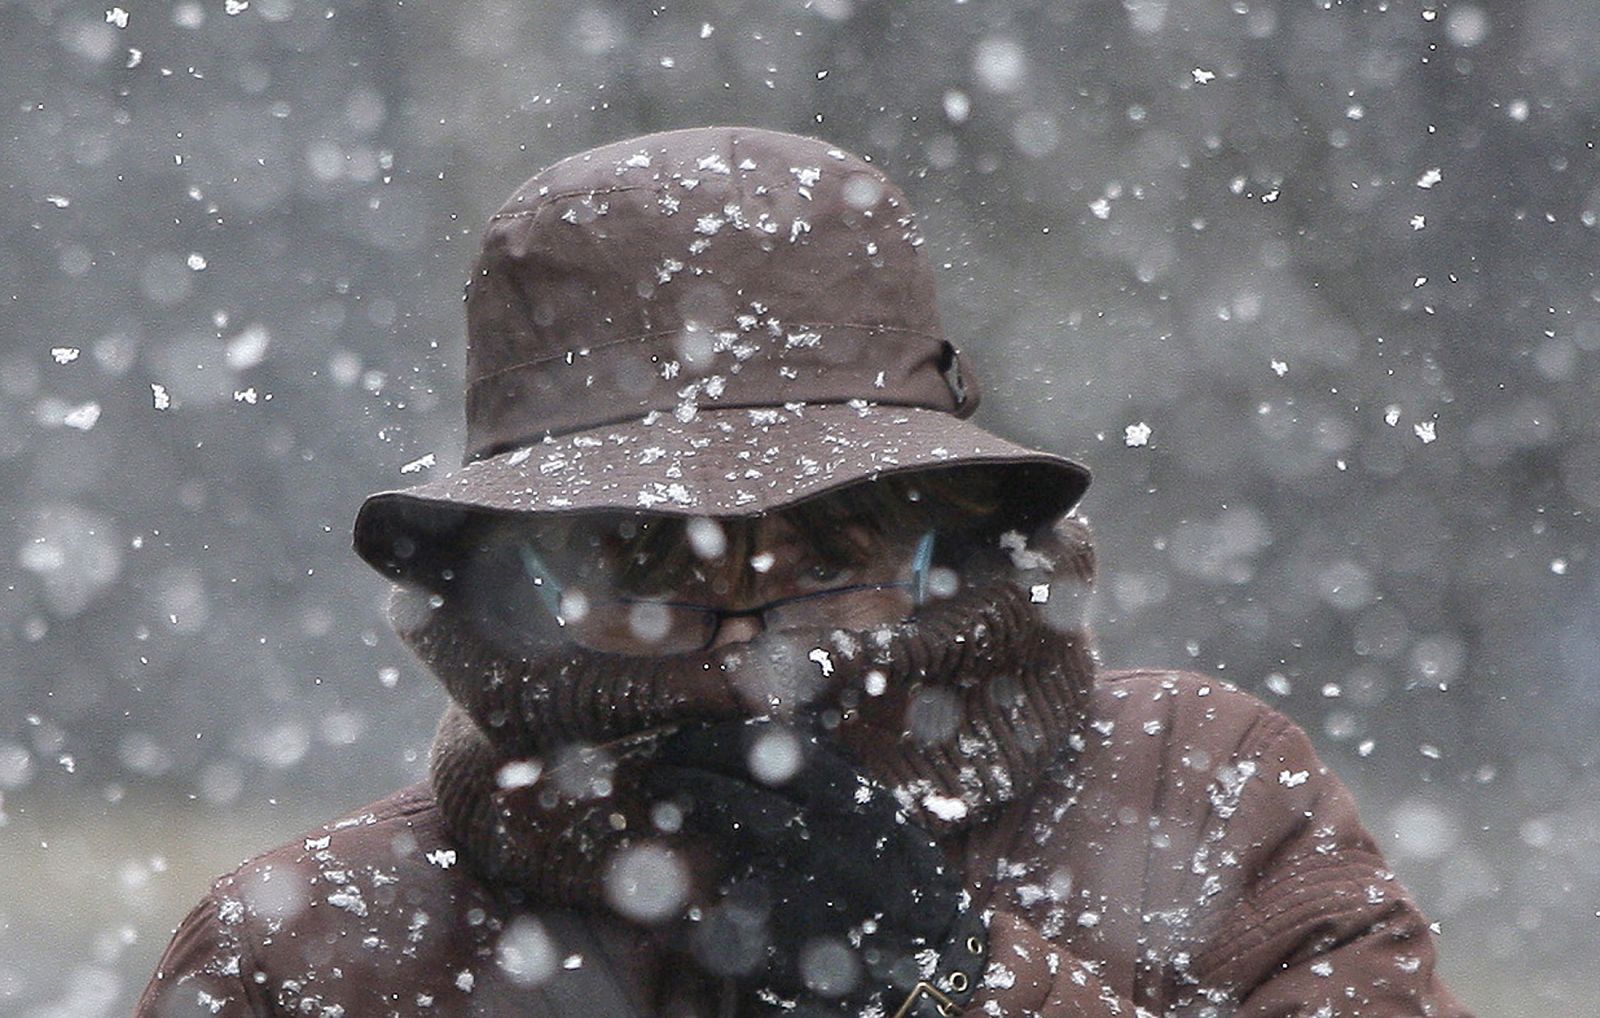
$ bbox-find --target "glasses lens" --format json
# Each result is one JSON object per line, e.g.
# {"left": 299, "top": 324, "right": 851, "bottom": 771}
{"left": 565, "top": 599, "right": 717, "bottom": 654}
{"left": 765, "top": 585, "right": 915, "bottom": 632}
{"left": 626, "top": 601, "right": 676, "bottom": 645}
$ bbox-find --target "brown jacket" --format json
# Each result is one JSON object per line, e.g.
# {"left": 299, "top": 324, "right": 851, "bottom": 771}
{"left": 138, "top": 669, "right": 1469, "bottom": 1017}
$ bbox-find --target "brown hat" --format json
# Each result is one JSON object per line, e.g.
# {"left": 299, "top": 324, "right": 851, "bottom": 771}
{"left": 354, "top": 126, "right": 1089, "bottom": 583}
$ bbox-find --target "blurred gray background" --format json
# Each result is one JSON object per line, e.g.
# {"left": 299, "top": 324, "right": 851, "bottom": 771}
{"left": 2, "top": 0, "right": 1597, "bottom": 1014}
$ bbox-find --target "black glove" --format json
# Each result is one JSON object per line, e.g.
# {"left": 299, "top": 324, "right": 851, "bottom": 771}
{"left": 645, "top": 719, "right": 987, "bottom": 1016}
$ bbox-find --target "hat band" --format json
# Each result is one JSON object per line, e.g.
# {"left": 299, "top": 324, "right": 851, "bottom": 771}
{"left": 463, "top": 324, "right": 974, "bottom": 464}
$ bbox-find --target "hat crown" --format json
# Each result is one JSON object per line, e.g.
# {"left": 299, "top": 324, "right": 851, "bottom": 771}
{"left": 463, "top": 126, "right": 975, "bottom": 463}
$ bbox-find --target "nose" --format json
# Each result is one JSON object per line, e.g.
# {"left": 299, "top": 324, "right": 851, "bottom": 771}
{"left": 707, "top": 613, "right": 764, "bottom": 649}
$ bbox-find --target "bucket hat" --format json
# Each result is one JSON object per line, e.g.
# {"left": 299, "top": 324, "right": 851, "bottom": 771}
{"left": 354, "top": 126, "right": 1089, "bottom": 584}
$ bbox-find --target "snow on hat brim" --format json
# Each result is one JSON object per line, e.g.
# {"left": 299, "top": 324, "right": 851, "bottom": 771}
{"left": 353, "top": 401, "right": 1090, "bottom": 588}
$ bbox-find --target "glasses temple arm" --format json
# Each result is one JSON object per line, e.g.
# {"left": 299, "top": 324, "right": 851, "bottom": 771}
{"left": 911, "top": 530, "right": 936, "bottom": 606}
{"left": 517, "top": 542, "right": 567, "bottom": 616}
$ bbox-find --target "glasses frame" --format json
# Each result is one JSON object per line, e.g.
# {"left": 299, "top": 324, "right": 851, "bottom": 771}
{"left": 516, "top": 529, "right": 938, "bottom": 654}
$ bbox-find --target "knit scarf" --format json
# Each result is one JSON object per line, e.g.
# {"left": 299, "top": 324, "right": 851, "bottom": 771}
{"left": 398, "top": 520, "right": 1098, "bottom": 909}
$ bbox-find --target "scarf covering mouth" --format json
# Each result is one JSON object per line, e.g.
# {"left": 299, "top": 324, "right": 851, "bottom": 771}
{"left": 403, "top": 522, "right": 1098, "bottom": 908}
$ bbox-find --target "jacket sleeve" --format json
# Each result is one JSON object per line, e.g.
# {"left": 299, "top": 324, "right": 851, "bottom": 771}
{"left": 136, "top": 887, "right": 268, "bottom": 1018}
{"left": 964, "top": 707, "right": 1472, "bottom": 1017}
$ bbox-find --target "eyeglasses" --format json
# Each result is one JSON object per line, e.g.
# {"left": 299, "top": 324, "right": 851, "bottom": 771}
{"left": 516, "top": 531, "right": 937, "bottom": 656}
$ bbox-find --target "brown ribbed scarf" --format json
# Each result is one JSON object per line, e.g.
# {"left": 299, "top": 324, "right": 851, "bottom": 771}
{"left": 397, "top": 520, "right": 1098, "bottom": 910}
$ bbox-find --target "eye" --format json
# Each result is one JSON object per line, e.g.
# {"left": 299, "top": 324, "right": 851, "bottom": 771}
{"left": 803, "top": 562, "right": 855, "bottom": 587}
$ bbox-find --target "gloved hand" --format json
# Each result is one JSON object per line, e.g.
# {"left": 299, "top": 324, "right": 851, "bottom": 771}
{"left": 645, "top": 718, "right": 987, "bottom": 1016}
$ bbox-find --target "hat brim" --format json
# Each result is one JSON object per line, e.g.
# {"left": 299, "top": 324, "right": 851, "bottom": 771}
{"left": 353, "top": 402, "right": 1090, "bottom": 585}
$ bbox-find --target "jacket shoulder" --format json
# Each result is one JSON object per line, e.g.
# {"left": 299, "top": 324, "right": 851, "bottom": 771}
{"left": 208, "top": 782, "right": 460, "bottom": 916}
{"left": 160, "top": 784, "right": 532, "bottom": 1014}
{"left": 140, "top": 784, "right": 471, "bottom": 1016}
{"left": 992, "top": 669, "right": 1389, "bottom": 993}
{"left": 146, "top": 785, "right": 663, "bottom": 1017}
{"left": 974, "top": 668, "right": 1467, "bottom": 1016}
{"left": 1003, "top": 667, "right": 1310, "bottom": 886}
{"left": 1090, "top": 667, "right": 1301, "bottom": 764}
{"left": 1072, "top": 667, "right": 1324, "bottom": 865}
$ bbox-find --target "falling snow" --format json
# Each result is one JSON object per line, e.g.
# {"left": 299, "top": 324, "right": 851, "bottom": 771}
{"left": 2, "top": 6, "right": 1588, "bottom": 1014}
